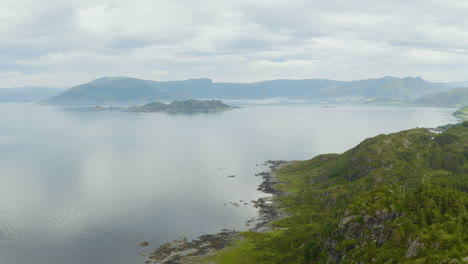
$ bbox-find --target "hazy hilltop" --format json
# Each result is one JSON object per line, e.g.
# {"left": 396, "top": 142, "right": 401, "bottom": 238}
{"left": 414, "top": 87, "right": 468, "bottom": 106}
{"left": 43, "top": 76, "right": 453, "bottom": 105}
{"left": 0, "top": 87, "right": 65, "bottom": 102}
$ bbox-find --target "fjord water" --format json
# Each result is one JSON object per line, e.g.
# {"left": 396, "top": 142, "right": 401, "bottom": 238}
{"left": 0, "top": 103, "right": 457, "bottom": 264}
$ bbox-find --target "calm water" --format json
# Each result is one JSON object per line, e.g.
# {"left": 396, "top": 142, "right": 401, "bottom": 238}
{"left": 0, "top": 103, "right": 458, "bottom": 264}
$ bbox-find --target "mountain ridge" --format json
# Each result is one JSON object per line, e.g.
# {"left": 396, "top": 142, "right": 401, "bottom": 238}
{"left": 414, "top": 87, "right": 468, "bottom": 106}
{"left": 43, "top": 76, "right": 455, "bottom": 105}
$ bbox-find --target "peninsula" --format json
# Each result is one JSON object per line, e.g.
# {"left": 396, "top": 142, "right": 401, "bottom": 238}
{"left": 146, "top": 122, "right": 468, "bottom": 263}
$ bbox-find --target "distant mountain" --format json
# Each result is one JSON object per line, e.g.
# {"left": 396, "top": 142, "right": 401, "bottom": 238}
{"left": 413, "top": 87, "right": 468, "bottom": 106}
{"left": 306, "top": 76, "right": 450, "bottom": 101}
{"left": 43, "top": 76, "right": 451, "bottom": 105}
{"left": 44, "top": 77, "right": 214, "bottom": 104}
{"left": 0, "top": 87, "right": 65, "bottom": 102}
{"left": 213, "top": 79, "right": 344, "bottom": 99}
{"left": 439, "top": 80, "right": 468, "bottom": 88}
{"left": 44, "top": 77, "right": 344, "bottom": 104}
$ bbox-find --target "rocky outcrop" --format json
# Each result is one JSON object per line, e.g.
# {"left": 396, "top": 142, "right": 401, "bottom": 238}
{"left": 145, "top": 230, "right": 237, "bottom": 264}
{"left": 324, "top": 206, "right": 403, "bottom": 263}
{"left": 405, "top": 238, "right": 425, "bottom": 258}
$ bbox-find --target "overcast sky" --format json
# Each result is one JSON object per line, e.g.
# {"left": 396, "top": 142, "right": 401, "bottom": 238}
{"left": 1, "top": 0, "right": 468, "bottom": 87}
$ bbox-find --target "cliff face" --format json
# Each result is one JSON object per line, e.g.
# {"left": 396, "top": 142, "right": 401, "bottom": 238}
{"left": 324, "top": 207, "right": 403, "bottom": 263}
{"left": 207, "top": 122, "right": 468, "bottom": 264}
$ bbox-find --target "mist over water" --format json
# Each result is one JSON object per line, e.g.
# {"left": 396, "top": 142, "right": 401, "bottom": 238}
{"left": 0, "top": 103, "right": 457, "bottom": 264}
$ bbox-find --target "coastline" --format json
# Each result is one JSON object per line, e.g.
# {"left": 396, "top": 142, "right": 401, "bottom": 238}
{"left": 142, "top": 160, "right": 291, "bottom": 264}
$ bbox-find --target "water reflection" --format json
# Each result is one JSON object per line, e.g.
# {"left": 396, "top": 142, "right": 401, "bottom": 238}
{"left": 0, "top": 103, "right": 457, "bottom": 264}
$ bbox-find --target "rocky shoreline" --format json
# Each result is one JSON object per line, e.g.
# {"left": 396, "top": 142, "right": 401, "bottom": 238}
{"left": 142, "top": 160, "right": 290, "bottom": 264}
{"left": 251, "top": 160, "right": 290, "bottom": 232}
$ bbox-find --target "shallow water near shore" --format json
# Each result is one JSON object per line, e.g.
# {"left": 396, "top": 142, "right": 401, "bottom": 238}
{"left": 0, "top": 102, "right": 457, "bottom": 264}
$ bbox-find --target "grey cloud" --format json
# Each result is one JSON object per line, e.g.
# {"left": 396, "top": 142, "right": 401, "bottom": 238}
{"left": 1, "top": 0, "right": 468, "bottom": 87}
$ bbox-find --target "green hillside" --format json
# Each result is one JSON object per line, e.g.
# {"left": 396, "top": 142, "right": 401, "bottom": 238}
{"left": 414, "top": 87, "right": 468, "bottom": 106}
{"left": 206, "top": 123, "right": 468, "bottom": 264}
{"left": 453, "top": 107, "right": 468, "bottom": 120}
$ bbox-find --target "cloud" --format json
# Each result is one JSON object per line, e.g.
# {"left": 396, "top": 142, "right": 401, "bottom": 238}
{"left": 1, "top": 0, "right": 468, "bottom": 87}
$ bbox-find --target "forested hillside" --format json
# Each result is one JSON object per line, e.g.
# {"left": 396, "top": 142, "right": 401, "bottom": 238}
{"left": 207, "top": 123, "right": 468, "bottom": 264}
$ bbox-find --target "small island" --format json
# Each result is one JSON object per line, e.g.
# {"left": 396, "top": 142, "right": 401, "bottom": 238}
{"left": 91, "top": 99, "right": 238, "bottom": 113}
{"left": 453, "top": 106, "right": 468, "bottom": 120}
